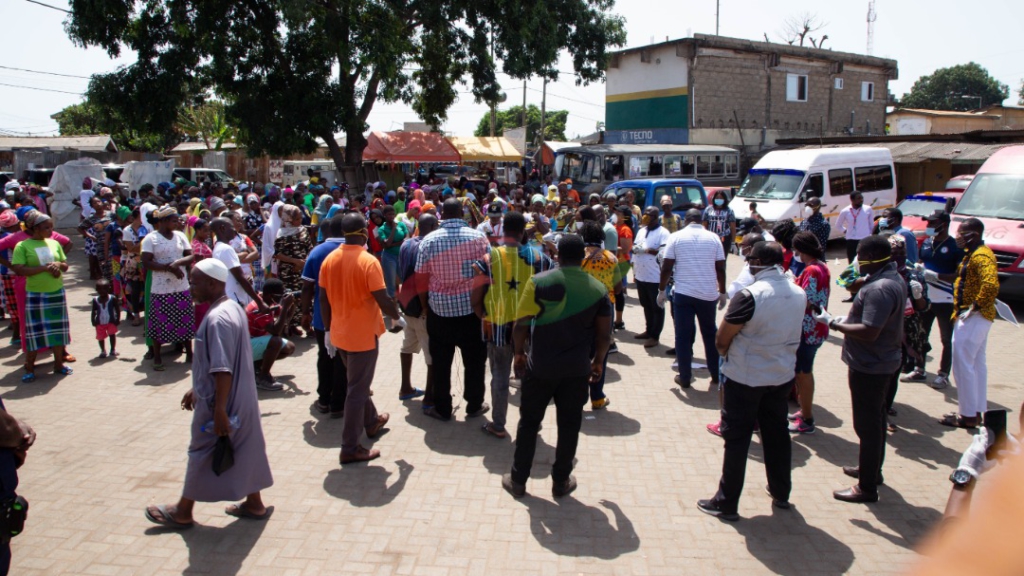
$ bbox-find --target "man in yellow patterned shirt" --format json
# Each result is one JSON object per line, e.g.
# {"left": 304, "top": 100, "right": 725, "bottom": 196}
{"left": 942, "top": 218, "right": 999, "bottom": 429}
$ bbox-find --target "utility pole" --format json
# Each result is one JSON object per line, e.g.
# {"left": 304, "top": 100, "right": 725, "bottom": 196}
{"left": 539, "top": 78, "right": 547, "bottom": 149}
{"left": 716, "top": 0, "right": 720, "bottom": 35}
{"left": 522, "top": 79, "right": 527, "bottom": 130}
{"left": 489, "top": 28, "right": 497, "bottom": 137}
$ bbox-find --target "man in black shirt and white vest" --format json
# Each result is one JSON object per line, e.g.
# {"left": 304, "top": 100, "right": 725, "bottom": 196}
{"left": 696, "top": 242, "right": 806, "bottom": 521}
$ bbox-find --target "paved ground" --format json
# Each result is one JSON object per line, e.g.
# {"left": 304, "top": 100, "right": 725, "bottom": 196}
{"left": 2, "top": 240, "right": 1020, "bottom": 575}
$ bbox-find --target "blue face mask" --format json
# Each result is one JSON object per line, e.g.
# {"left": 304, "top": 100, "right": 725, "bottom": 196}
{"left": 925, "top": 227, "right": 936, "bottom": 237}
{"left": 878, "top": 217, "right": 889, "bottom": 230}
{"left": 714, "top": 198, "right": 725, "bottom": 207}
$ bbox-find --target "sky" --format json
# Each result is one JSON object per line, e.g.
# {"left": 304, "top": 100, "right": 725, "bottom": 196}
{"left": 3, "top": 0, "right": 1024, "bottom": 143}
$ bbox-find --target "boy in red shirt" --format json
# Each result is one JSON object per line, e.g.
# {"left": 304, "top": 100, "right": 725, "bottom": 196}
{"left": 246, "top": 278, "right": 296, "bottom": 391}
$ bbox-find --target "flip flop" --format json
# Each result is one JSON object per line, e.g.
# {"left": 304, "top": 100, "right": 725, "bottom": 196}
{"left": 153, "top": 363, "right": 165, "bottom": 372}
{"left": 399, "top": 388, "right": 424, "bottom": 400}
{"left": 938, "top": 413, "right": 978, "bottom": 429}
{"left": 145, "top": 504, "right": 194, "bottom": 529}
{"left": 20, "top": 373, "right": 35, "bottom": 383}
{"left": 225, "top": 503, "right": 273, "bottom": 521}
{"left": 54, "top": 366, "right": 73, "bottom": 376}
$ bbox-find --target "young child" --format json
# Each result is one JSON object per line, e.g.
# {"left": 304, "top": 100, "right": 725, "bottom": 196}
{"left": 91, "top": 279, "right": 121, "bottom": 358}
{"left": 749, "top": 201, "right": 766, "bottom": 226}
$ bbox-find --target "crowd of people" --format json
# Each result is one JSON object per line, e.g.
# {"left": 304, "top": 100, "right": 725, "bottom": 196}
{"left": 0, "top": 170, "right": 1011, "bottom": 543}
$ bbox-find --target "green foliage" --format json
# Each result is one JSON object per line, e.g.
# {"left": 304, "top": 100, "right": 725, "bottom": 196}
{"left": 899, "top": 63, "right": 1009, "bottom": 111}
{"left": 1019, "top": 80, "right": 1024, "bottom": 106}
{"left": 65, "top": 0, "right": 626, "bottom": 167}
{"left": 474, "top": 105, "right": 568, "bottom": 142}
{"left": 176, "top": 101, "right": 238, "bottom": 150}
{"left": 53, "top": 101, "right": 178, "bottom": 153}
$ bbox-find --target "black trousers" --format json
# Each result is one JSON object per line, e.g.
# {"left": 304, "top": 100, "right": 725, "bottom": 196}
{"left": 427, "top": 309, "right": 487, "bottom": 419}
{"left": 315, "top": 329, "right": 348, "bottom": 411}
{"left": 635, "top": 280, "right": 665, "bottom": 340}
{"left": 920, "top": 302, "right": 954, "bottom": 375}
{"left": 845, "top": 239, "right": 861, "bottom": 263}
{"left": 511, "top": 373, "right": 589, "bottom": 485}
{"left": 849, "top": 368, "right": 891, "bottom": 494}
{"left": 711, "top": 377, "right": 793, "bottom": 514}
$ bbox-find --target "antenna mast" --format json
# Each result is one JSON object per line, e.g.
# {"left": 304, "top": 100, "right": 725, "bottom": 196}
{"left": 866, "top": 1, "right": 877, "bottom": 55}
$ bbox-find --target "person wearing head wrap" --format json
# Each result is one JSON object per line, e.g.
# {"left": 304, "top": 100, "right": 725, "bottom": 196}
{"left": 120, "top": 205, "right": 149, "bottom": 326}
{"left": 367, "top": 209, "right": 385, "bottom": 256}
{"left": 880, "top": 231, "right": 930, "bottom": 419}
{"left": 140, "top": 204, "right": 196, "bottom": 370}
{"left": 421, "top": 201, "right": 436, "bottom": 216}
{"left": 273, "top": 204, "right": 313, "bottom": 333}
{"left": 313, "top": 194, "right": 333, "bottom": 237}
{"left": 9, "top": 209, "right": 74, "bottom": 381}
{"left": 0, "top": 210, "right": 23, "bottom": 343}
{"left": 242, "top": 194, "right": 264, "bottom": 236}
{"left": 396, "top": 200, "right": 421, "bottom": 236}
{"left": 78, "top": 195, "right": 113, "bottom": 280}
{"left": 261, "top": 201, "right": 286, "bottom": 277}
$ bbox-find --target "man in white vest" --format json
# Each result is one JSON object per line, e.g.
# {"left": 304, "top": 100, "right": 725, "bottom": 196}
{"left": 696, "top": 242, "right": 806, "bottom": 521}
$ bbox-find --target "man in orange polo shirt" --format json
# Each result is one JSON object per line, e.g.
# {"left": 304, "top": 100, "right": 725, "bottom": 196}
{"left": 320, "top": 212, "right": 404, "bottom": 464}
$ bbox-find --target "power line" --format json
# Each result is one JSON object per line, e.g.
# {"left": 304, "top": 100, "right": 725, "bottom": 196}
{"left": 23, "top": 0, "right": 70, "bottom": 13}
{"left": 525, "top": 86, "right": 603, "bottom": 108}
{"left": 0, "top": 65, "right": 92, "bottom": 80}
{"left": 0, "top": 82, "right": 83, "bottom": 95}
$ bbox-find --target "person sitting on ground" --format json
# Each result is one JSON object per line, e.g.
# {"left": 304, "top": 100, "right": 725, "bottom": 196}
{"left": 246, "top": 279, "right": 296, "bottom": 391}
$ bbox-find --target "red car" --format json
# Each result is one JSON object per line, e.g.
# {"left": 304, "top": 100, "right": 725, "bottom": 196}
{"left": 895, "top": 192, "right": 962, "bottom": 247}
{"left": 944, "top": 174, "right": 975, "bottom": 192}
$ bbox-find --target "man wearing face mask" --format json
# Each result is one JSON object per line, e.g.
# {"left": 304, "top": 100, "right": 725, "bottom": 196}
{"left": 696, "top": 242, "right": 806, "bottom": 520}
{"left": 877, "top": 208, "right": 918, "bottom": 264}
{"left": 836, "top": 192, "right": 873, "bottom": 263}
{"left": 799, "top": 197, "right": 830, "bottom": 251}
{"left": 633, "top": 206, "right": 671, "bottom": 348}
{"left": 818, "top": 235, "right": 906, "bottom": 503}
{"left": 939, "top": 218, "right": 998, "bottom": 429}
{"left": 911, "top": 211, "right": 965, "bottom": 388}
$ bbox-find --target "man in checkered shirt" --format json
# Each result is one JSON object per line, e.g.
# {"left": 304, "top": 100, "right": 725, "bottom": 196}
{"left": 415, "top": 198, "right": 491, "bottom": 421}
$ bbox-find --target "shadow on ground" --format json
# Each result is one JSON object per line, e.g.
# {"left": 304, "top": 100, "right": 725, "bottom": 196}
{"left": 730, "top": 507, "right": 855, "bottom": 575}
{"left": 519, "top": 497, "right": 639, "bottom": 559}
{"left": 323, "top": 459, "right": 413, "bottom": 507}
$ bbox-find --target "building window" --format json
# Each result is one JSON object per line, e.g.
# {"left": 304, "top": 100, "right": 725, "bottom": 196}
{"left": 854, "top": 165, "right": 894, "bottom": 192}
{"left": 786, "top": 74, "right": 808, "bottom": 102}
{"left": 861, "top": 82, "right": 875, "bottom": 102}
{"left": 834, "top": 78, "right": 844, "bottom": 90}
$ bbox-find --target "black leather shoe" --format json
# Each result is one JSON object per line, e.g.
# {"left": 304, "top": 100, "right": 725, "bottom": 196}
{"left": 502, "top": 473, "right": 526, "bottom": 498}
{"left": 674, "top": 375, "right": 693, "bottom": 389}
{"left": 696, "top": 499, "right": 739, "bottom": 521}
{"left": 423, "top": 406, "right": 451, "bottom": 422}
{"left": 552, "top": 475, "right": 578, "bottom": 498}
{"left": 833, "top": 485, "right": 878, "bottom": 503}
{"left": 765, "top": 485, "right": 790, "bottom": 509}
{"left": 842, "top": 466, "right": 884, "bottom": 485}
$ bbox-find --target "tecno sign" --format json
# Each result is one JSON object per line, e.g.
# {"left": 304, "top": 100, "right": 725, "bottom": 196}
{"left": 604, "top": 128, "right": 689, "bottom": 145}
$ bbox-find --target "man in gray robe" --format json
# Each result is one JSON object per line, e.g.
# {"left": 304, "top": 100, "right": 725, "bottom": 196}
{"left": 144, "top": 258, "right": 274, "bottom": 528}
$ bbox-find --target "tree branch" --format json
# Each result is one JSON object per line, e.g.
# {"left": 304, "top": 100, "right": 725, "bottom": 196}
{"left": 358, "top": 68, "right": 382, "bottom": 123}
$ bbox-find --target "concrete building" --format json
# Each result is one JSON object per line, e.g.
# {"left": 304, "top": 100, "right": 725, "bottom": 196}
{"left": 605, "top": 34, "right": 898, "bottom": 152}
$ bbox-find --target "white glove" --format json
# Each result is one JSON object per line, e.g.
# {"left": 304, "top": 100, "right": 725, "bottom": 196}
{"left": 631, "top": 243, "right": 643, "bottom": 255}
{"left": 656, "top": 290, "right": 668, "bottom": 309}
{"left": 717, "top": 293, "right": 728, "bottom": 310}
{"left": 958, "top": 427, "right": 992, "bottom": 479}
{"left": 325, "top": 338, "right": 338, "bottom": 358}
{"left": 814, "top": 308, "right": 833, "bottom": 325}
{"left": 909, "top": 280, "right": 923, "bottom": 300}
{"left": 784, "top": 269, "right": 796, "bottom": 282}
{"left": 923, "top": 269, "right": 939, "bottom": 283}
{"left": 393, "top": 316, "right": 407, "bottom": 330}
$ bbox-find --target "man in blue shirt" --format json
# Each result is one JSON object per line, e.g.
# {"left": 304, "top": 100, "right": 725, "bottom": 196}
{"left": 880, "top": 208, "right": 918, "bottom": 264}
{"left": 301, "top": 216, "right": 347, "bottom": 417}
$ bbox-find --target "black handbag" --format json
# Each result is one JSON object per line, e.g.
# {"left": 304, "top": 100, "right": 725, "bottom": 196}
{"left": 212, "top": 436, "right": 235, "bottom": 476}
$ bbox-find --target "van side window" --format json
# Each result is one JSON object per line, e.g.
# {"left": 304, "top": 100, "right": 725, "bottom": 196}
{"left": 829, "top": 169, "right": 854, "bottom": 196}
{"left": 802, "top": 173, "right": 824, "bottom": 198}
{"left": 603, "top": 155, "right": 624, "bottom": 181}
{"left": 854, "top": 165, "right": 894, "bottom": 192}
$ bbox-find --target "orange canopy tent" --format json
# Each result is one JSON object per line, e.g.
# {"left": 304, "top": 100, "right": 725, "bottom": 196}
{"left": 361, "top": 131, "right": 461, "bottom": 163}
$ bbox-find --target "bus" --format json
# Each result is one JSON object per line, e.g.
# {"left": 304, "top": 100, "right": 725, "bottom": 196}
{"left": 552, "top": 144, "right": 741, "bottom": 195}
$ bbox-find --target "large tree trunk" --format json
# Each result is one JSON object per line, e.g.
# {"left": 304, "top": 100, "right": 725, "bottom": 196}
{"left": 345, "top": 130, "right": 367, "bottom": 166}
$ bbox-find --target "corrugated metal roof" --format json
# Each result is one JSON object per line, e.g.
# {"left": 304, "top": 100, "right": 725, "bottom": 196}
{"left": 890, "top": 108, "right": 993, "bottom": 118}
{"left": 799, "top": 141, "right": 1011, "bottom": 164}
{"left": 0, "top": 135, "right": 117, "bottom": 152}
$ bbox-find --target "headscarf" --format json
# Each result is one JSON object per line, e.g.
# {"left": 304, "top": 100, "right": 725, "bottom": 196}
{"left": 314, "top": 194, "right": 333, "bottom": 220}
{"left": 421, "top": 201, "right": 436, "bottom": 214}
{"left": 82, "top": 177, "right": 92, "bottom": 190}
{"left": 386, "top": 190, "right": 396, "bottom": 203}
{"left": 887, "top": 233, "right": 907, "bottom": 272}
{"left": 15, "top": 206, "right": 34, "bottom": 222}
{"left": 23, "top": 209, "right": 50, "bottom": 230}
{"left": 116, "top": 205, "right": 131, "bottom": 222}
{"left": 138, "top": 202, "right": 156, "bottom": 230}
{"left": 152, "top": 205, "right": 177, "bottom": 220}
{"left": 261, "top": 200, "right": 285, "bottom": 273}
{"left": 246, "top": 194, "right": 260, "bottom": 207}
{"left": 276, "top": 205, "right": 303, "bottom": 239}
{"left": 406, "top": 200, "right": 422, "bottom": 214}
{"left": 209, "top": 197, "right": 226, "bottom": 213}
{"left": 413, "top": 189, "right": 426, "bottom": 206}
{"left": 0, "top": 210, "right": 17, "bottom": 228}
{"left": 232, "top": 196, "right": 244, "bottom": 207}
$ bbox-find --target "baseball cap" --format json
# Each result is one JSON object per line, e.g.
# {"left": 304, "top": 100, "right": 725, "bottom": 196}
{"left": 805, "top": 197, "right": 822, "bottom": 207}
{"left": 925, "top": 210, "right": 951, "bottom": 225}
{"left": 487, "top": 202, "right": 504, "bottom": 216}
{"left": 736, "top": 217, "right": 761, "bottom": 235}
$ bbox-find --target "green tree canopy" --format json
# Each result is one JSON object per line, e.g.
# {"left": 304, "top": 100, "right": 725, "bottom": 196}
{"left": 176, "top": 101, "right": 238, "bottom": 151}
{"left": 65, "top": 0, "right": 625, "bottom": 169}
{"left": 474, "top": 105, "right": 568, "bottom": 143}
{"left": 899, "top": 62, "right": 1009, "bottom": 111}
{"left": 53, "top": 101, "right": 179, "bottom": 153}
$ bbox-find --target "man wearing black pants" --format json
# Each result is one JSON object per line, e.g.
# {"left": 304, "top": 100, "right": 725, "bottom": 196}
{"left": 633, "top": 206, "right": 670, "bottom": 348}
{"left": 823, "top": 235, "right": 906, "bottom": 503}
{"left": 836, "top": 192, "right": 873, "bottom": 264}
{"left": 301, "top": 216, "right": 347, "bottom": 417}
{"left": 696, "top": 242, "right": 806, "bottom": 520}
{"left": 415, "top": 199, "right": 491, "bottom": 421}
{"left": 503, "top": 234, "right": 612, "bottom": 498}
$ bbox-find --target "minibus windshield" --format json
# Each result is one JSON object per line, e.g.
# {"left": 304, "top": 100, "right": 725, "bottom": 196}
{"left": 736, "top": 169, "right": 805, "bottom": 200}
{"left": 954, "top": 174, "right": 1024, "bottom": 221}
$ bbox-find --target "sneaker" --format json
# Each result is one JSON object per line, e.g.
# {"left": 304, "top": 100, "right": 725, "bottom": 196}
{"left": 502, "top": 473, "right": 526, "bottom": 498}
{"left": 706, "top": 421, "right": 723, "bottom": 436}
{"left": 552, "top": 475, "right": 578, "bottom": 498}
{"left": 696, "top": 499, "right": 738, "bottom": 521}
{"left": 931, "top": 375, "right": 950, "bottom": 389}
{"left": 613, "top": 321, "right": 625, "bottom": 331}
{"left": 256, "top": 376, "right": 284, "bottom": 391}
{"left": 788, "top": 416, "right": 815, "bottom": 434}
{"left": 787, "top": 410, "right": 802, "bottom": 422}
{"left": 608, "top": 343, "right": 619, "bottom": 355}
{"left": 901, "top": 370, "right": 927, "bottom": 383}
{"left": 591, "top": 397, "right": 610, "bottom": 410}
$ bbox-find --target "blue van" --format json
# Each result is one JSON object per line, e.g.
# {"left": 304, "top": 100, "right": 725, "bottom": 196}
{"left": 604, "top": 178, "right": 708, "bottom": 216}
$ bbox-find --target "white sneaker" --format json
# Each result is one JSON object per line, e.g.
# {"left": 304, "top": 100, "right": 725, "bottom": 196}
{"left": 901, "top": 370, "right": 927, "bottom": 383}
{"left": 256, "top": 376, "right": 284, "bottom": 391}
{"left": 931, "top": 375, "right": 949, "bottom": 389}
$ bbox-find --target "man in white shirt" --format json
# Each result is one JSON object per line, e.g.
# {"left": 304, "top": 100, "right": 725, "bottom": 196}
{"left": 78, "top": 178, "right": 96, "bottom": 220}
{"left": 210, "top": 218, "right": 267, "bottom": 310}
{"left": 659, "top": 209, "right": 727, "bottom": 389}
{"left": 633, "top": 206, "right": 671, "bottom": 348}
{"left": 835, "top": 192, "right": 873, "bottom": 263}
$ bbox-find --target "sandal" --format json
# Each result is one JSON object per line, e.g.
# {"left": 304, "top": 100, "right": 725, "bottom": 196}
{"left": 143, "top": 350, "right": 154, "bottom": 360}
{"left": 399, "top": 388, "right": 424, "bottom": 400}
{"left": 54, "top": 366, "right": 73, "bottom": 376}
{"left": 938, "top": 413, "right": 978, "bottom": 428}
{"left": 482, "top": 422, "right": 508, "bottom": 439}
{"left": 21, "top": 373, "right": 35, "bottom": 383}
{"left": 225, "top": 503, "right": 272, "bottom": 521}
{"left": 144, "top": 504, "right": 194, "bottom": 529}
{"left": 153, "top": 363, "right": 165, "bottom": 372}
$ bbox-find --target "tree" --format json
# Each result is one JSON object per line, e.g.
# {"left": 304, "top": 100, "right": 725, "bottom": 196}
{"left": 65, "top": 0, "right": 626, "bottom": 169}
{"left": 473, "top": 105, "right": 567, "bottom": 142}
{"left": 1018, "top": 79, "right": 1024, "bottom": 106}
{"left": 52, "top": 101, "right": 179, "bottom": 153}
{"left": 778, "top": 13, "right": 828, "bottom": 48}
{"left": 899, "top": 63, "right": 1009, "bottom": 111}
{"left": 176, "top": 101, "right": 238, "bottom": 151}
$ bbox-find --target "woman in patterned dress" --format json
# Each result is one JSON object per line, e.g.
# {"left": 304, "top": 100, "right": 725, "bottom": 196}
{"left": 272, "top": 204, "right": 313, "bottom": 335}
{"left": 141, "top": 206, "right": 195, "bottom": 371}
{"left": 120, "top": 207, "right": 149, "bottom": 326}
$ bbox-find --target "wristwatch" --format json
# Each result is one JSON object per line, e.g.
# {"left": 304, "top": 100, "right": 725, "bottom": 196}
{"left": 949, "top": 468, "right": 975, "bottom": 488}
